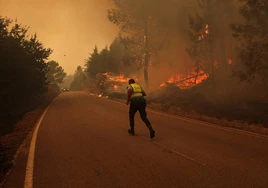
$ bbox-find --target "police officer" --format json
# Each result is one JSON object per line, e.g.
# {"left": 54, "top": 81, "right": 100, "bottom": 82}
{"left": 126, "top": 78, "right": 155, "bottom": 138}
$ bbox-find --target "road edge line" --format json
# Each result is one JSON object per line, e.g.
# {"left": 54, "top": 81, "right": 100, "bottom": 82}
{"left": 139, "top": 136, "right": 207, "bottom": 167}
{"left": 24, "top": 97, "right": 58, "bottom": 188}
{"left": 103, "top": 97, "right": 268, "bottom": 139}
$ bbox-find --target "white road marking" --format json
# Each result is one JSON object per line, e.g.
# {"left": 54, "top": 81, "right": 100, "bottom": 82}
{"left": 139, "top": 136, "right": 207, "bottom": 167}
{"left": 23, "top": 92, "right": 265, "bottom": 187}
{"left": 120, "top": 124, "right": 207, "bottom": 167}
{"left": 148, "top": 109, "right": 268, "bottom": 139}
{"left": 106, "top": 98, "right": 268, "bottom": 140}
{"left": 24, "top": 98, "right": 57, "bottom": 188}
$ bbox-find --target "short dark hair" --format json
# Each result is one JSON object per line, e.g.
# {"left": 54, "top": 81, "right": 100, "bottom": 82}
{"left": 128, "top": 78, "right": 135, "bottom": 84}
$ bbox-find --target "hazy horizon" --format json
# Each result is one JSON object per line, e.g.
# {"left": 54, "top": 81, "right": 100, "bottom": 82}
{"left": 0, "top": 0, "right": 119, "bottom": 75}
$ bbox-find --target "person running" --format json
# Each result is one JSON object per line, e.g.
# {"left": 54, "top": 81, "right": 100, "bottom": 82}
{"left": 126, "top": 78, "right": 155, "bottom": 138}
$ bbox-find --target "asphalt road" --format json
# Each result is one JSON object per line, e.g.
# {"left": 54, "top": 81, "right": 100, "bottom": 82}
{"left": 4, "top": 91, "right": 268, "bottom": 188}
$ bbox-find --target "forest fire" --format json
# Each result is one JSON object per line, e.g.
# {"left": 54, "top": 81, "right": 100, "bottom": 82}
{"left": 105, "top": 73, "right": 139, "bottom": 83}
{"left": 160, "top": 70, "right": 209, "bottom": 89}
{"left": 103, "top": 71, "right": 209, "bottom": 91}
{"left": 102, "top": 72, "right": 140, "bottom": 92}
{"left": 108, "top": 74, "right": 129, "bottom": 82}
{"left": 199, "top": 24, "right": 209, "bottom": 41}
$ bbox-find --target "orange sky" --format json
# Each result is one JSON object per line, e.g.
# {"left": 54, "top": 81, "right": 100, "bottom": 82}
{"left": 0, "top": 0, "right": 119, "bottom": 74}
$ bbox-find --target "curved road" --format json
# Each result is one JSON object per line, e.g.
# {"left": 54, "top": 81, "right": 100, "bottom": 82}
{"left": 4, "top": 91, "right": 268, "bottom": 188}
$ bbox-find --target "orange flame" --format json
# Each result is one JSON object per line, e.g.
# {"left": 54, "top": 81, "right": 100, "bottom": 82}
{"left": 160, "top": 83, "right": 166, "bottom": 87}
{"left": 109, "top": 74, "right": 129, "bottom": 82}
{"left": 199, "top": 24, "right": 209, "bottom": 41}
{"left": 102, "top": 72, "right": 140, "bottom": 91}
{"left": 107, "top": 73, "right": 139, "bottom": 83}
{"left": 113, "top": 85, "right": 119, "bottom": 90}
{"left": 161, "top": 70, "right": 209, "bottom": 89}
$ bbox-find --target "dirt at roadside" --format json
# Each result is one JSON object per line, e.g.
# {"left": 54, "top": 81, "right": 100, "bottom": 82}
{"left": 0, "top": 105, "right": 48, "bottom": 186}
{"left": 0, "top": 85, "right": 59, "bottom": 186}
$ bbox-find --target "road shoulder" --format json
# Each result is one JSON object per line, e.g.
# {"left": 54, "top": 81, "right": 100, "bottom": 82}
{"left": 103, "top": 95, "right": 268, "bottom": 136}
{"left": 0, "top": 104, "right": 53, "bottom": 187}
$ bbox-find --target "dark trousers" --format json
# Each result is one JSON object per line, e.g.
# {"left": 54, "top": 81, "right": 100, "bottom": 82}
{"left": 129, "top": 101, "right": 151, "bottom": 129}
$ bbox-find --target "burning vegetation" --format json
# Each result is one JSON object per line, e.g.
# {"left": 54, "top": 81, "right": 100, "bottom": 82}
{"left": 84, "top": 0, "right": 268, "bottom": 128}
{"left": 87, "top": 72, "right": 140, "bottom": 95}
{"left": 105, "top": 73, "right": 139, "bottom": 86}
{"left": 94, "top": 70, "right": 209, "bottom": 93}
{"left": 105, "top": 73, "right": 139, "bottom": 91}
{"left": 160, "top": 70, "right": 209, "bottom": 89}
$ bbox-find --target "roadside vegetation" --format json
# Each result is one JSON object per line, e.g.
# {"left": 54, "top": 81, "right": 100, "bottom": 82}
{"left": 0, "top": 16, "right": 66, "bottom": 184}
{"left": 1, "top": 0, "right": 268, "bottom": 184}
{"left": 79, "top": 0, "right": 268, "bottom": 130}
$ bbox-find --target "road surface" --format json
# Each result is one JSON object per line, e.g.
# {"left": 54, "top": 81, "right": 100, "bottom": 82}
{"left": 3, "top": 91, "right": 268, "bottom": 188}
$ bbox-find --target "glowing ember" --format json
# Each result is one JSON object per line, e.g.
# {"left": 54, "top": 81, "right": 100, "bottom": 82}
{"left": 228, "top": 59, "right": 232, "bottom": 65}
{"left": 214, "top": 61, "right": 220, "bottom": 68}
{"left": 113, "top": 85, "right": 119, "bottom": 90}
{"left": 160, "top": 83, "right": 166, "bottom": 87}
{"left": 199, "top": 24, "right": 209, "bottom": 41}
{"left": 161, "top": 70, "right": 209, "bottom": 89}
{"left": 199, "top": 35, "right": 205, "bottom": 41}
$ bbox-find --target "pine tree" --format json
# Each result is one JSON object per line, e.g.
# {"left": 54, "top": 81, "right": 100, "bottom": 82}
{"left": 231, "top": 0, "right": 268, "bottom": 83}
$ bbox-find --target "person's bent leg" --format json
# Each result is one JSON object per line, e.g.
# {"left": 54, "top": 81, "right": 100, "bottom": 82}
{"left": 138, "top": 102, "right": 155, "bottom": 138}
{"left": 129, "top": 103, "right": 137, "bottom": 135}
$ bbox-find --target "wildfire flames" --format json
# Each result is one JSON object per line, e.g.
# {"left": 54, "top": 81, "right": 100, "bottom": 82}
{"left": 199, "top": 24, "right": 209, "bottom": 41}
{"left": 113, "top": 85, "right": 119, "bottom": 90}
{"left": 160, "top": 70, "right": 209, "bottom": 89}
{"left": 102, "top": 70, "right": 208, "bottom": 92}
{"left": 108, "top": 74, "right": 130, "bottom": 83}
{"left": 104, "top": 73, "right": 139, "bottom": 83}
{"left": 102, "top": 72, "right": 139, "bottom": 91}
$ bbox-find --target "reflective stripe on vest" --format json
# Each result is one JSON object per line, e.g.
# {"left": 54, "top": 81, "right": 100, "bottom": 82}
{"left": 130, "top": 83, "right": 143, "bottom": 98}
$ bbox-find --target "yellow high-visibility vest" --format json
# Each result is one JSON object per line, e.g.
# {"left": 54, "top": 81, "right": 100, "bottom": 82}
{"left": 130, "top": 83, "right": 143, "bottom": 99}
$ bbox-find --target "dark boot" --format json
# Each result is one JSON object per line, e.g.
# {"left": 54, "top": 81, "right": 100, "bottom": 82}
{"left": 147, "top": 125, "right": 155, "bottom": 139}
{"left": 128, "top": 127, "right": 135, "bottom": 135}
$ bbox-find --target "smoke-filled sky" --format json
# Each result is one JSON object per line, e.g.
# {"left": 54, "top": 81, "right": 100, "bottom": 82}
{"left": 0, "top": 0, "right": 119, "bottom": 74}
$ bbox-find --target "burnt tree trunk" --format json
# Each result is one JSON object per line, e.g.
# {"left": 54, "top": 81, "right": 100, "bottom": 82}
{"left": 144, "top": 16, "right": 149, "bottom": 88}
{"left": 204, "top": 1, "right": 216, "bottom": 93}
